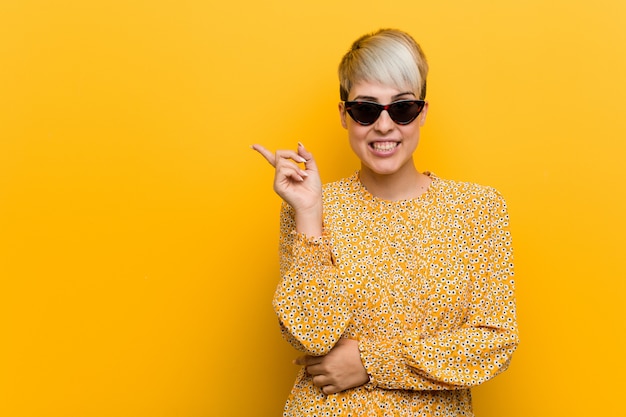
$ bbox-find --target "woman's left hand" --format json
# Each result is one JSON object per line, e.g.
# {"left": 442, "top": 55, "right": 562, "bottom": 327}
{"left": 294, "top": 338, "right": 370, "bottom": 395}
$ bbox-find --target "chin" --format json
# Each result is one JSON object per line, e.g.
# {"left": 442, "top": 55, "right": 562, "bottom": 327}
{"left": 363, "top": 164, "right": 403, "bottom": 177}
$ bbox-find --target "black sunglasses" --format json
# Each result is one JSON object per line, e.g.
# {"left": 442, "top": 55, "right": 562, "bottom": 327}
{"left": 344, "top": 100, "right": 426, "bottom": 126}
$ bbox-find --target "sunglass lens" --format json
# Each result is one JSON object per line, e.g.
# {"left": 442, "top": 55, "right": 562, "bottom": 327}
{"left": 350, "top": 103, "right": 381, "bottom": 125}
{"left": 389, "top": 101, "right": 422, "bottom": 124}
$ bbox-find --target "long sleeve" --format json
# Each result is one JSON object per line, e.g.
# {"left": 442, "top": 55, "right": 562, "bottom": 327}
{"left": 273, "top": 202, "right": 353, "bottom": 356}
{"left": 275, "top": 174, "right": 518, "bottom": 416}
{"left": 359, "top": 189, "right": 519, "bottom": 390}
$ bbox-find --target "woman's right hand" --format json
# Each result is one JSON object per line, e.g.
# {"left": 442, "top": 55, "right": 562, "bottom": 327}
{"left": 252, "top": 143, "right": 323, "bottom": 237}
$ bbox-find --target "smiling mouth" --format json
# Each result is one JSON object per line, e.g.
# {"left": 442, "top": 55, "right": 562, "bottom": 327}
{"left": 370, "top": 141, "right": 399, "bottom": 152}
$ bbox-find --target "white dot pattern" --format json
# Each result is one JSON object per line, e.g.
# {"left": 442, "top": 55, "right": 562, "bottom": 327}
{"left": 274, "top": 172, "right": 519, "bottom": 416}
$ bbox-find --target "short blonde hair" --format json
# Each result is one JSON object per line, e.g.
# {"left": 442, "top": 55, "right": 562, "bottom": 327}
{"left": 338, "top": 29, "right": 429, "bottom": 101}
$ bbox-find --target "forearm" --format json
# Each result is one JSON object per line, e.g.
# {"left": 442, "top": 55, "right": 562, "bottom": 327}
{"left": 360, "top": 323, "right": 519, "bottom": 391}
{"left": 275, "top": 229, "right": 352, "bottom": 355}
{"left": 294, "top": 201, "right": 323, "bottom": 238}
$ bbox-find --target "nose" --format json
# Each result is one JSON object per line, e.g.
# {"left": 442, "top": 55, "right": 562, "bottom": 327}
{"left": 374, "top": 109, "right": 395, "bottom": 133}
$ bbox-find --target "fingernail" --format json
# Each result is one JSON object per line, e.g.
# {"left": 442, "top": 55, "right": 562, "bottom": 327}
{"left": 298, "top": 142, "right": 305, "bottom": 148}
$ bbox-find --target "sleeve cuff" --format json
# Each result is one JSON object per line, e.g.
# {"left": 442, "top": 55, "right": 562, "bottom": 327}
{"left": 290, "top": 230, "right": 334, "bottom": 267}
{"left": 358, "top": 338, "right": 404, "bottom": 390}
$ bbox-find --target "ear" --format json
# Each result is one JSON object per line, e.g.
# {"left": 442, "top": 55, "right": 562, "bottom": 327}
{"left": 418, "top": 101, "right": 429, "bottom": 126}
{"left": 338, "top": 102, "right": 348, "bottom": 129}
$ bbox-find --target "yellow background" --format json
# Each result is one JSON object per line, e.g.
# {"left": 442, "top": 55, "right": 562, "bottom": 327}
{"left": 1, "top": 1, "right": 624, "bottom": 416}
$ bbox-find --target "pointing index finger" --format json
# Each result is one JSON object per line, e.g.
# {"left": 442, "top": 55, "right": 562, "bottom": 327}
{"left": 251, "top": 144, "right": 276, "bottom": 167}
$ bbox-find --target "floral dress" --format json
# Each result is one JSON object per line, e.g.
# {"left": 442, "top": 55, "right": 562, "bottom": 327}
{"left": 274, "top": 172, "right": 519, "bottom": 416}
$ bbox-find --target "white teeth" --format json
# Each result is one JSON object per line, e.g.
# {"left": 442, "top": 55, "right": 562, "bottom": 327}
{"left": 371, "top": 142, "right": 398, "bottom": 151}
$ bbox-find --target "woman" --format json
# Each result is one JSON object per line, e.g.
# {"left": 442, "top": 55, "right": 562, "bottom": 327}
{"left": 252, "top": 29, "right": 519, "bottom": 416}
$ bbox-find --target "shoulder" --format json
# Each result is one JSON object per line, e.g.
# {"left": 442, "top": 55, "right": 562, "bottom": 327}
{"left": 429, "top": 174, "right": 509, "bottom": 223}
{"left": 322, "top": 172, "right": 361, "bottom": 202}
{"left": 431, "top": 174, "right": 505, "bottom": 204}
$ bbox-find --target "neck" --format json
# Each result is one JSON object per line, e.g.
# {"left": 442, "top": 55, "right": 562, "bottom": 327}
{"left": 359, "top": 163, "right": 430, "bottom": 201}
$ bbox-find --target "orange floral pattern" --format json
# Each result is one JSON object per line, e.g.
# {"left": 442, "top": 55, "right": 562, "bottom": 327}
{"left": 274, "top": 172, "right": 519, "bottom": 416}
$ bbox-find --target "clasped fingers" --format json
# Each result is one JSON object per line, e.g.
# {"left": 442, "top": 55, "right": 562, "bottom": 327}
{"left": 293, "top": 339, "right": 369, "bottom": 395}
{"left": 299, "top": 358, "right": 340, "bottom": 395}
{"left": 273, "top": 149, "right": 310, "bottom": 183}
{"left": 251, "top": 143, "right": 322, "bottom": 211}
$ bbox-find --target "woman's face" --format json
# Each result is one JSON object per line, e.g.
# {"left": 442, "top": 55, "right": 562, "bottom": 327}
{"left": 339, "top": 80, "right": 428, "bottom": 179}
